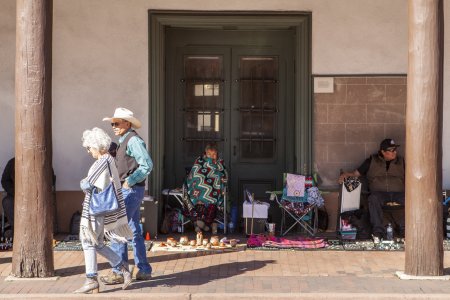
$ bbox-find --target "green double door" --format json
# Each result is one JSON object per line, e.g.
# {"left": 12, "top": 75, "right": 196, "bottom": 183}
{"left": 165, "top": 28, "right": 295, "bottom": 210}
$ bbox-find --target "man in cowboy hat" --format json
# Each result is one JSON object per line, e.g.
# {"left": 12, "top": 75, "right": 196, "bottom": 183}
{"left": 338, "top": 138, "right": 405, "bottom": 240}
{"left": 101, "top": 107, "right": 152, "bottom": 283}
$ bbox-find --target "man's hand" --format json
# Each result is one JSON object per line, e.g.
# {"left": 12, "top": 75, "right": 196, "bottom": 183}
{"left": 338, "top": 173, "right": 347, "bottom": 184}
{"left": 122, "top": 181, "right": 131, "bottom": 190}
{"left": 338, "top": 170, "right": 360, "bottom": 184}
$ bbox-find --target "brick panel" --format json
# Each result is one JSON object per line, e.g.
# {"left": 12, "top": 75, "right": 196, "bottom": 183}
{"left": 314, "top": 123, "right": 346, "bottom": 142}
{"left": 334, "top": 77, "right": 367, "bottom": 84}
{"left": 328, "top": 104, "right": 366, "bottom": 123}
{"left": 327, "top": 143, "right": 366, "bottom": 163}
{"left": 366, "top": 77, "right": 406, "bottom": 84}
{"left": 386, "top": 84, "right": 407, "bottom": 103}
{"left": 314, "top": 83, "right": 346, "bottom": 104}
{"left": 345, "top": 124, "right": 385, "bottom": 143}
{"left": 313, "top": 75, "right": 406, "bottom": 188}
{"left": 313, "top": 103, "right": 328, "bottom": 124}
{"left": 347, "top": 84, "right": 385, "bottom": 104}
{"left": 367, "top": 104, "right": 406, "bottom": 123}
{"left": 313, "top": 142, "right": 328, "bottom": 162}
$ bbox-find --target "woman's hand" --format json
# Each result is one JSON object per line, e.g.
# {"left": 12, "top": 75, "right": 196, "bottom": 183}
{"left": 80, "top": 178, "right": 94, "bottom": 192}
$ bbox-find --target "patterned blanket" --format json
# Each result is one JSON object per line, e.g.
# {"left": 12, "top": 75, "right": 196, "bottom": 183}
{"left": 247, "top": 234, "right": 327, "bottom": 249}
{"left": 186, "top": 154, "right": 228, "bottom": 205}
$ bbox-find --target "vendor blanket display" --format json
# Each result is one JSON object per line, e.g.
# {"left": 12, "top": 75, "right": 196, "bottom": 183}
{"left": 186, "top": 155, "right": 227, "bottom": 205}
{"left": 54, "top": 238, "right": 153, "bottom": 251}
{"left": 151, "top": 242, "right": 245, "bottom": 253}
{"left": 247, "top": 234, "right": 327, "bottom": 249}
{"left": 245, "top": 235, "right": 450, "bottom": 252}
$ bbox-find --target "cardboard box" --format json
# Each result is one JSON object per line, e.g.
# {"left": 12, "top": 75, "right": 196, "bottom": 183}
{"left": 245, "top": 218, "right": 266, "bottom": 235}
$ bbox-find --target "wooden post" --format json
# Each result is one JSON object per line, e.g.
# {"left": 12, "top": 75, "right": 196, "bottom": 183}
{"left": 405, "top": 0, "right": 443, "bottom": 276}
{"left": 12, "top": 0, "right": 54, "bottom": 277}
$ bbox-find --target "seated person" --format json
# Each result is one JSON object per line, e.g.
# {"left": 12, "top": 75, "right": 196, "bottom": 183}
{"left": 1, "top": 158, "right": 15, "bottom": 236}
{"left": 184, "top": 143, "right": 228, "bottom": 232}
{"left": 338, "top": 138, "right": 405, "bottom": 239}
{"left": 1, "top": 157, "right": 56, "bottom": 237}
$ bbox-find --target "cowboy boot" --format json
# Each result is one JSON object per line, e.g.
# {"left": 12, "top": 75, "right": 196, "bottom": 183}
{"left": 74, "top": 276, "right": 99, "bottom": 294}
{"left": 120, "top": 262, "right": 132, "bottom": 290}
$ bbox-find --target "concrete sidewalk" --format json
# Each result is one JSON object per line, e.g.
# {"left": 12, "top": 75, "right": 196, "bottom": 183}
{"left": 1, "top": 246, "right": 450, "bottom": 299}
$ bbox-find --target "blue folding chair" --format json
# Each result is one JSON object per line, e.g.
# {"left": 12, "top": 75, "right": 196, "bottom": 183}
{"left": 267, "top": 173, "right": 324, "bottom": 236}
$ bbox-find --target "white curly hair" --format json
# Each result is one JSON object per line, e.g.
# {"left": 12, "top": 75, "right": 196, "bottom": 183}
{"left": 82, "top": 127, "right": 111, "bottom": 152}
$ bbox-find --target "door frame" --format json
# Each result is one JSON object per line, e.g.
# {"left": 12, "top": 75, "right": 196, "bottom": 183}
{"left": 148, "top": 11, "right": 312, "bottom": 199}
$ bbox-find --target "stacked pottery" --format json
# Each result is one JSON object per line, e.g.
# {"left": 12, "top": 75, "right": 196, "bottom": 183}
{"left": 167, "top": 237, "right": 177, "bottom": 247}
{"left": 196, "top": 232, "right": 203, "bottom": 246}
{"left": 210, "top": 236, "right": 219, "bottom": 246}
{"left": 179, "top": 236, "right": 189, "bottom": 246}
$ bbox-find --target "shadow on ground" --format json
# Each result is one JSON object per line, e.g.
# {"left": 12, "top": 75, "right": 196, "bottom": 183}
{"left": 0, "top": 257, "right": 12, "bottom": 264}
{"left": 103, "top": 259, "right": 275, "bottom": 292}
{"left": 56, "top": 262, "right": 111, "bottom": 277}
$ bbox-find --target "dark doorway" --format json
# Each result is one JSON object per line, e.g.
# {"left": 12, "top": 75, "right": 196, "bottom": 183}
{"left": 165, "top": 28, "right": 295, "bottom": 210}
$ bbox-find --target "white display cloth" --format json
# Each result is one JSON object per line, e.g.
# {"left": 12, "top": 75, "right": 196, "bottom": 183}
{"left": 242, "top": 201, "right": 270, "bottom": 218}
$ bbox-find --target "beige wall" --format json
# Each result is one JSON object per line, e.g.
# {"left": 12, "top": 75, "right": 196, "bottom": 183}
{"left": 0, "top": 0, "right": 449, "bottom": 193}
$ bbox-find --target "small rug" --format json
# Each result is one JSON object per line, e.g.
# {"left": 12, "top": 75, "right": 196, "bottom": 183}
{"left": 151, "top": 242, "right": 246, "bottom": 252}
{"left": 54, "top": 240, "right": 153, "bottom": 251}
{"left": 247, "top": 234, "right": 327, "bottom": 249}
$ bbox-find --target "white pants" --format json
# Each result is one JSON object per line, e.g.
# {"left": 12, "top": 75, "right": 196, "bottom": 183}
{"left": 81, "top": 216, "right": 122, "bottom": 277}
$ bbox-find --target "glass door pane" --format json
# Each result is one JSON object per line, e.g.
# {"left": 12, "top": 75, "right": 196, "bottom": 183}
{"left": 182, "top": 56, "right": 224, "bottom": 158}
{"left": 238, "top": 56, "right": 278, "bottom": 161}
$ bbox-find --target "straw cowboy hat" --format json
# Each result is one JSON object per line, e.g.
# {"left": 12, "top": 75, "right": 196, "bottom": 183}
{"left": 103, "top": 107, "right": 142, "bottom": 129}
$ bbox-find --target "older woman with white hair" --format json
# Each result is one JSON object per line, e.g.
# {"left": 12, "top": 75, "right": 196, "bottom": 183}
{"left": 74, "top": 127, "right": 133, "bottom": 294}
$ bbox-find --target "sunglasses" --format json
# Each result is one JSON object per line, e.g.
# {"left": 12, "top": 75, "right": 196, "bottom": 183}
{"left": 385, "top": 148, "right": 397, "bottom": 152}
{"left": 111, "top": 122, "right": 122, "bottom": 127}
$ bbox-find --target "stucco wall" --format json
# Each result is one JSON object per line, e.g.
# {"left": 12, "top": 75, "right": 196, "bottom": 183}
{"left": 0, "top": 0, "right": 449, "bottom": 190}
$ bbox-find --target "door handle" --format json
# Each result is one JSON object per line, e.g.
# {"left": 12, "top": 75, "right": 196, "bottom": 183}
{"left": 233, "top": 145, "right": 237, "bottom": 156}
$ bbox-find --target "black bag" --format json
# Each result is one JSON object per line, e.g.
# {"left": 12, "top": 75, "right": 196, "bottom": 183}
{"left": 70, "top": 210, "right": 81, "bottom": 235}
{"left": 340, "top": 209, "right": 372, "bottom": 239}
{"left": 317, "top": 208, "right": 329, "bottom": 231}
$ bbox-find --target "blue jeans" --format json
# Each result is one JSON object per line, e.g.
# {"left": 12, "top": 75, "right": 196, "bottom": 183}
{"left": 111, "top": 185, "right": 152, "bottom": 274}
{"left": 368, "top": 191, "right": 405, "bottom": 235}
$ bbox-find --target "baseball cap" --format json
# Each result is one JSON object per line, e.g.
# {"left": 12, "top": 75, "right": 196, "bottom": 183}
{"left": 380, "top": 138, "right": 400, "bottom": 151}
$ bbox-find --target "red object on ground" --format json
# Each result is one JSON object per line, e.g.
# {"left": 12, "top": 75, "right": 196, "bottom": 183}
{"left": 145, "top": 232, "right": 151, "bottom": 240}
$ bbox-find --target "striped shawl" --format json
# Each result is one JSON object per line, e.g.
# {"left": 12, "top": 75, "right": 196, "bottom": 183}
{"left": 80, "top": 154, "right": 132, "bottom": 245}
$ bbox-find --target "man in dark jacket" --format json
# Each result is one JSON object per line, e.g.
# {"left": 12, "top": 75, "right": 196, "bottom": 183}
{"left": 1, "top": 158, "right": 15, "bottom": 235}
{"left": 339, "top": 138, "right": 405, "bottom": 239}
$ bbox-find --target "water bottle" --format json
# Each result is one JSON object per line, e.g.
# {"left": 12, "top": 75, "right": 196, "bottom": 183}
{"left": 228, "top": 221, "right": 235, "bottom": 234}
{"left": 386, "top": 223, "right": 393, "bottom": 241}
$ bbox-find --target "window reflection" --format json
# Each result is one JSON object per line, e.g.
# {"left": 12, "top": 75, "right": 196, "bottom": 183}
{"left": 239, "top": 56, "right": 278, "bottom": 160}
{"left": 194, "top": 84, "right": 220, "bottom": 96}
{"left": 183, "top": 55, "right": 224, "bottom": 157}
{"left": 197, "top": 111, "right": 220, "bottom": 132}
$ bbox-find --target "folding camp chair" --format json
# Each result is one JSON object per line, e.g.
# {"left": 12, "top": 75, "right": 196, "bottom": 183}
{"left": 267, "top": 173, "right": 324, "bottom": 236}
{"left": 161, "top": 184, "right": 227, "bottom": 233}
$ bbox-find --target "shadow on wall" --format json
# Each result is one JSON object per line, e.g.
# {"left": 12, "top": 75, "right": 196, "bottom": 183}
{"left": 55, "top": 191, "right": 84, "bottom": 233}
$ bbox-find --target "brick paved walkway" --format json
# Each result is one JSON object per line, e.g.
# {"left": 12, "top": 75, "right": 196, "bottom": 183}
{"left": 1, "top": 246, "right": 450, "bottom": 299}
